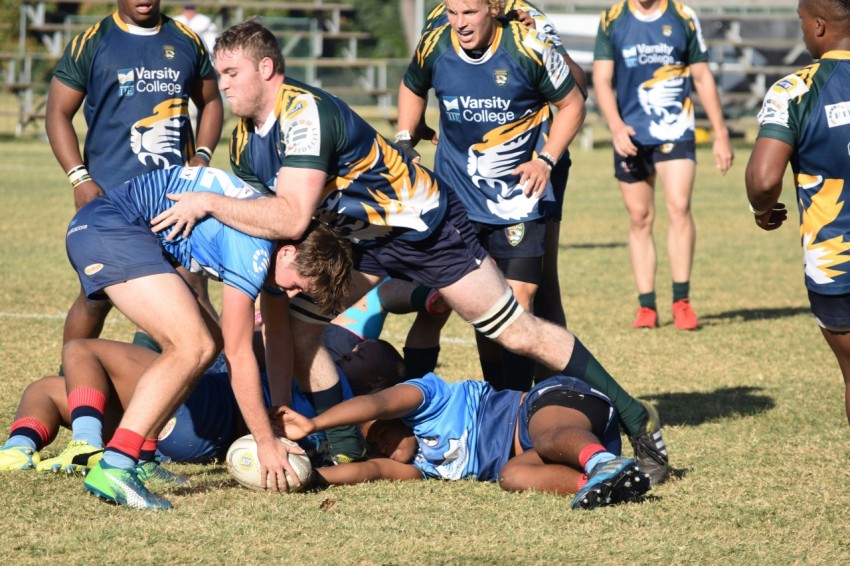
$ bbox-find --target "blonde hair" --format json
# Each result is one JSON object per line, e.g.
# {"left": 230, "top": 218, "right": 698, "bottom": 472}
{"left": 442, "top": 0, "right": 505, "bottom": 18}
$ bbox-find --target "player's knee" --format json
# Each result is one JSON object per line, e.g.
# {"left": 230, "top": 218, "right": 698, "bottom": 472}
{"left": 497, "top": 461, "right": 527, "bottom": 493}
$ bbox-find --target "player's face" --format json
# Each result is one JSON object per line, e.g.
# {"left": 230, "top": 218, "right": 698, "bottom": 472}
{"left": 445, "top": 0, "right": 498, "bottom": 51}
{"left": 272, "top": 247, "right": 313, "bottom": 299}
{"left": 361, "top": 419, "right": 418, "bottom": 463}
{"left": 117, "top": 0, "right": 161, "bottom": 28}
{"left": 797, "top": 0, "right": 823, "bottom": 58}
{"left": 337, "top": 340, "right": 383, "bottom": 395}
{"left": 215, "top": 48, "right": 268, "bottom": 123}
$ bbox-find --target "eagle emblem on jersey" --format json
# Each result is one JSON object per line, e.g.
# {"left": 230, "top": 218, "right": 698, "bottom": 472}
{"left": 162, "top": 45, "right": 176, "bottom": 60}
{"left": 800, "top": 175, "right": 850, "bottom": 284}
{"left": 494, "top": 70, "right": 508, "bottom": 87}
{"left": 638, "top": 65, "right": 692, "bottom": 141}
{"left": 130, "top": 98, "right": 188, "bottom": 168}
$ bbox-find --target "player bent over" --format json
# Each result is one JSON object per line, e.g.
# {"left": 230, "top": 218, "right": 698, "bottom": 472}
{"left": 278, "top": 372, "right": 650, "bottom": 510}
{"left": 152, "top": 21, "right": 670, "bottom": 486}
{"left": 64, "top": 165, "right": 351, "bottom": 509}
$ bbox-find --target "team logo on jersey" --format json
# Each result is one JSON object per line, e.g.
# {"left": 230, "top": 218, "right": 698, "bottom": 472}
{"left": 825, "top": 101, "right": 850, "bottom": 128}
{"left": 162, "top": 45, "right": 176, "bottom": 60}
{"left": 622, "top": 45, "right": 638, "bottom": 68}
{"left": 284, "top": 118, "right": 321, "bottom": 156}
{"left": 662, "top": 25, "right": 672, "bottom": 37}
{"left": 442, "top": 96, "right": 462, "bottom": 122}
{"left": 84, "top": 263, "right": 104, "bottom": 276}
{"left": 660, "top": 143, "right": 675, "bottom": 154}
{"left": 505, "top": 223, "right": 525, "bottom": 246}
{"left": 494, "top": 70, "right": 508, "bottom": 87}
{"left": 118, "top": 68, "right": 135, "bottom": 97}
{"left": 252, "top": 249, "right": 270, "bottom": 276}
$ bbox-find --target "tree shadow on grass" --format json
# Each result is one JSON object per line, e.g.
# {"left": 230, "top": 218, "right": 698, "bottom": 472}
{"left": 643, "top": 386, "right": 775, "bottom": 427}
{"left": 699, "top": 306, "right": 810, "bottom": 326}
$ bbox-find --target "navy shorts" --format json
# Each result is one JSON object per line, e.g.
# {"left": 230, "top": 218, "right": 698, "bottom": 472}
{"left": 66, "top": 197, "right": 174, "bottom": 300}
{"left": 808, "top": 289, "right": 850, "bottom": 328}
{"left": 355, "top": 189, "right": 488, "bottom": 289}
{"left": 516, "top": 375, "right": 621, "bottom": 455}
{"left": 614, "top": 140, "right": 696, "bottom": 183}
{"left": 471, "top": 219, "right": 546, "bottom": 284}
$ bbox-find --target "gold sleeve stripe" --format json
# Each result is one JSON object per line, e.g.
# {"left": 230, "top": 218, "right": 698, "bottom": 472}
{"left": 231, "top": 120, "right": 250, "bottom": 168}
{"left": 417, "top": 25, "right": 445, "bottom": 67}
{"left": 512, "top": 25, "right": 541, "bottom": 67}
{"left": 173, "top": 20, "right": 202, "bottom": 48}
{"left": 71, "top": 22, "right": 101, "bottom": 60}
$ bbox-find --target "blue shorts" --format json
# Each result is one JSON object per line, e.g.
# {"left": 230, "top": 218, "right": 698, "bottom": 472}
{"left": 66, "top": 196, "right": 174, "bottom": 300}
{"left": 516, "top": 375, "right": 621, "bottom": 455}
{"left": 614, "top": 140, "right": 696, "bottom": 183}
{"left": 355, "top": 189, "right": 488, "bottom": 289}
{"left": 808, "top": 289, "right": 850, "bottom": 328}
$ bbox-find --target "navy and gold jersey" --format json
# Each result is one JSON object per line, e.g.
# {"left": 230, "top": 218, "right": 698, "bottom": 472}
{"left": 404, "top": 21, "right": 573, "bottom": 224}
{"left": 593, "top": 0, "right": 708, "bottom": 145}
{"left": 52, "top": 12, "right": 213, "bottom": 189}
{"left": 107, "top": 166, "right": 274, "bottom": 299}
{"left": 756, "top": 52, "right": 850, "bottom": 295}
{"left": 422, "top": 0, "right": 568, "bottom": 57}
{"left": 229, "top": 78, "right": 447, "bottom": 246}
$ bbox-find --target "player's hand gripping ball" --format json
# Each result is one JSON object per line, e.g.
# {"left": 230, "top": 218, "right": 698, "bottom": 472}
{"left": 225, "top": 434, "right": 312, "bottom": 492}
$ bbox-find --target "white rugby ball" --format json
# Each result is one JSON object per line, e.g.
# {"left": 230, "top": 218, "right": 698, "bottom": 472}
{"left": 225, "top": 434, "right": 312, "bottom": 492}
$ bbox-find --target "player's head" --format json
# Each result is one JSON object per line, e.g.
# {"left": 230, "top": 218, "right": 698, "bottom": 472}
{"left": 360, "top": 418, "right": 417, "bottom": 463}
{"left": 338, "top": 339, "right": 407, "bottom": 395}
{"left": 272, "top": 222, "right": 353, "bottom": 315}
{"left": 799, "top": 0, "right": 850, "bottom": 58}
{"left": 443, "top": 0, "right": 504, "bottom": 50}
{"left": 214, "top": 20, "right": 286, "bottom": 75}
{"left": 117, "top": 0, "right": 161, "bottom": 28}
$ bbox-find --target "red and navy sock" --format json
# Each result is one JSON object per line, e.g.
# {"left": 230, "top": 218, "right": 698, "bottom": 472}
{"left": 139, "top": 438, "right": 158, "bottom": 463}
{"left": 102, "top": 428, "right": 144, "bottom": 470}
{"left": 5, "top": 417, "right": 51, "bottom": 451}
{"left": 68, "top": 387, "right": 107, "bottom": 448}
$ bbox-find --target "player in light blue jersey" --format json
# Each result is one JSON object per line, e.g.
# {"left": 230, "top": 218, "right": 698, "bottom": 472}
{"left": 65, "top": 165, "right": 353, "bottom": 508}
{"left": 46, "top": 0, "right": 224, "bottom": 351}
{"left": 593, "top": 0, "right": 732, "bottom": 330}
{"left": 152, "top": 20, "right": 670, "bottom": 487}
{"left": 278, "top": 372, "right": 650, "bottom": 510}
{"left": 398, "top": 0, "right": 585, "bottom": 392}
{"left": 746, "top": 0, "right": 850, "bottom": 428}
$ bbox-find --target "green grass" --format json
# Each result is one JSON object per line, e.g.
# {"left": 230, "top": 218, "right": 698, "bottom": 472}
{"left": 2, "top": 136, "right": 850, "bottom": 565}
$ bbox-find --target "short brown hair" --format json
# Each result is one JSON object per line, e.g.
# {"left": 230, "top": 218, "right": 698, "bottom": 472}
{"left": 288, "top": 222, "right": 352, "bottom": 315}
{"left": 214, "top": 19, "right": 286, "bottom": 75}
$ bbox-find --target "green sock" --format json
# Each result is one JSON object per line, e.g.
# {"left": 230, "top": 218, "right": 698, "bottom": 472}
{"left": 563, "top": 337, "right": 646, "bottom": 437}
{"left": 307, "top": 382, "right": 365, "bottom": 461}
{"left": 672, "top": 281, "right": 690, "bottom": 303}
{"left": 638, "top": 292, "right": 657, "bottom": 310}
{"left": 132, "top": 331, "right": 162, "bottom": 354}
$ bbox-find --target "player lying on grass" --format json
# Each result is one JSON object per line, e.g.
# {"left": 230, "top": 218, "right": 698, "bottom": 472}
{"left": 63, "top": 164, "right": 352, "bottom": 509}
{"left": 0, "top": 337, "right": 405, "bottom": 478}
{"left": 276, "top": 372, "right": 651, "bottom": 509}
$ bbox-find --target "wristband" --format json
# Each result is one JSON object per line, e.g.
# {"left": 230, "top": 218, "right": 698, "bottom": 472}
{"left": 537, "top": 152, "right": 556, "bottom": 170}
{"left": 67, "top": 165, "right": 92, "bottom": 189}
{"left": 195, "top": 146, "right": 213, "bottom": 162}
{"left": 394, "top": 131, "right": 420, "bottom": 161}
{"left": 395, "top": 130, "right": 412, "bottom": 142}
{"left": 748, "top": 203, "right": 769, "bottom": 217}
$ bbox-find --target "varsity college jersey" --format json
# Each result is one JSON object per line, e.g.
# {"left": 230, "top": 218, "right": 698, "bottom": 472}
{"left": 230, "top": 78, "right": 447, "bottom": 247}
{"left": 404, "top": 21, "right": 573, "bottom": 224}
{"left": 756, "top": 52, "right": 850, "bottom": 295}
{"left": 594, "top": 0, "right": 708, "bottom": 145}
{"left": 403, "top": 374, "right": 523, "bottom": 482}
{"left": 52, "top": 13, "right": 212, "bottom": 189}
{"left": 107, "top": 166, "right": 275, "bottom": 299}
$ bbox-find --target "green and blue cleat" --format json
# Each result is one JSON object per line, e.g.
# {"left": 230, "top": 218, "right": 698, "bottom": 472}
{"left": 84, "top": 461, "right": 172, "bottom": 510}
{"left": 571, "top": 456, "right": 650, "bottom": 510}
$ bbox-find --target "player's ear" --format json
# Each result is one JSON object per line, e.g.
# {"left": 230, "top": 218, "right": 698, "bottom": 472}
{"left": 259, "top": 56, "right": 275, "bottom": 79}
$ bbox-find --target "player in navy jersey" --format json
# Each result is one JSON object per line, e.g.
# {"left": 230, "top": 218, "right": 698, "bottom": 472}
{"left": 46, "top": 0, "right": 224, "bottom": 356}
{"left": 593, "top": 0, "right": 733, "bottom": 330}
{"left": 64, "top": 165, "right": 352, "bottom": 509}
{"left": 277, "top": 372, "right": 651, "bottom": 510}
{"left": 152, "top": 20, "right": 670, "bottom": 487}
{"left": 746, "top": 0, "right": 850, "bottom": 428}
{"left": 397, "top": 0, "right": 585, "bottom": 392}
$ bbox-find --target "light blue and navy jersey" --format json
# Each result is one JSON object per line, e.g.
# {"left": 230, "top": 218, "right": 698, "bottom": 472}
{"left": 404, "top": 21, "right": 573, "bottom": 224}
{"left": 230, "top": 78, "right": 447, "bottom": 247}
{"left": 107, "top": 166, "right": 274, "bottom": 299}
{"left": 422, "top": 0, "right": 568, "bottom": 57}
{"left": 756, "top": 52, "right": 850, "bottom": 295}
{"left": 593, "top": 0, "right": 708, "bottom": 145}
{"left": 402, "top": 374, "right": 523, "bottom": 481}
{"left": 52, "top": 13, "right": 213, "bottom": 189}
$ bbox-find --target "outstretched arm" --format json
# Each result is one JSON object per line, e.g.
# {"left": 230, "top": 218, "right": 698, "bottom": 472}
{"left": 314, "top": 458, "right": 423, "bottom": 485}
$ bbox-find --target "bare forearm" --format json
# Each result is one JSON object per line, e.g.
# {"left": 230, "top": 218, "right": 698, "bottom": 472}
{"left": 544, "top": 92, "right": 586, "bottom": 159}
{"left": 693, "top": 69, "right": 728, "bottom": 137}
{"left": 397, "top": 82, "right": 427, "bottom": 135}
{"left": 315, "top": 459, "right": 422, "bottom": 485}
{"left": 195, "top": 87, "right": 224, "bottom": 153}
{"left": 206, "top": 193, "right": 308, "bottom": 240}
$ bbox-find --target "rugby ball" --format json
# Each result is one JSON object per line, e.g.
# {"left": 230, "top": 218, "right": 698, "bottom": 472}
{"left": 225, "top": 434, "right": 313, "bottom": 492}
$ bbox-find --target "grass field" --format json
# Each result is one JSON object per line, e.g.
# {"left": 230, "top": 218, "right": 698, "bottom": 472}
{"left": 2, "top": 135, "right": 850, "bottom": 564}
